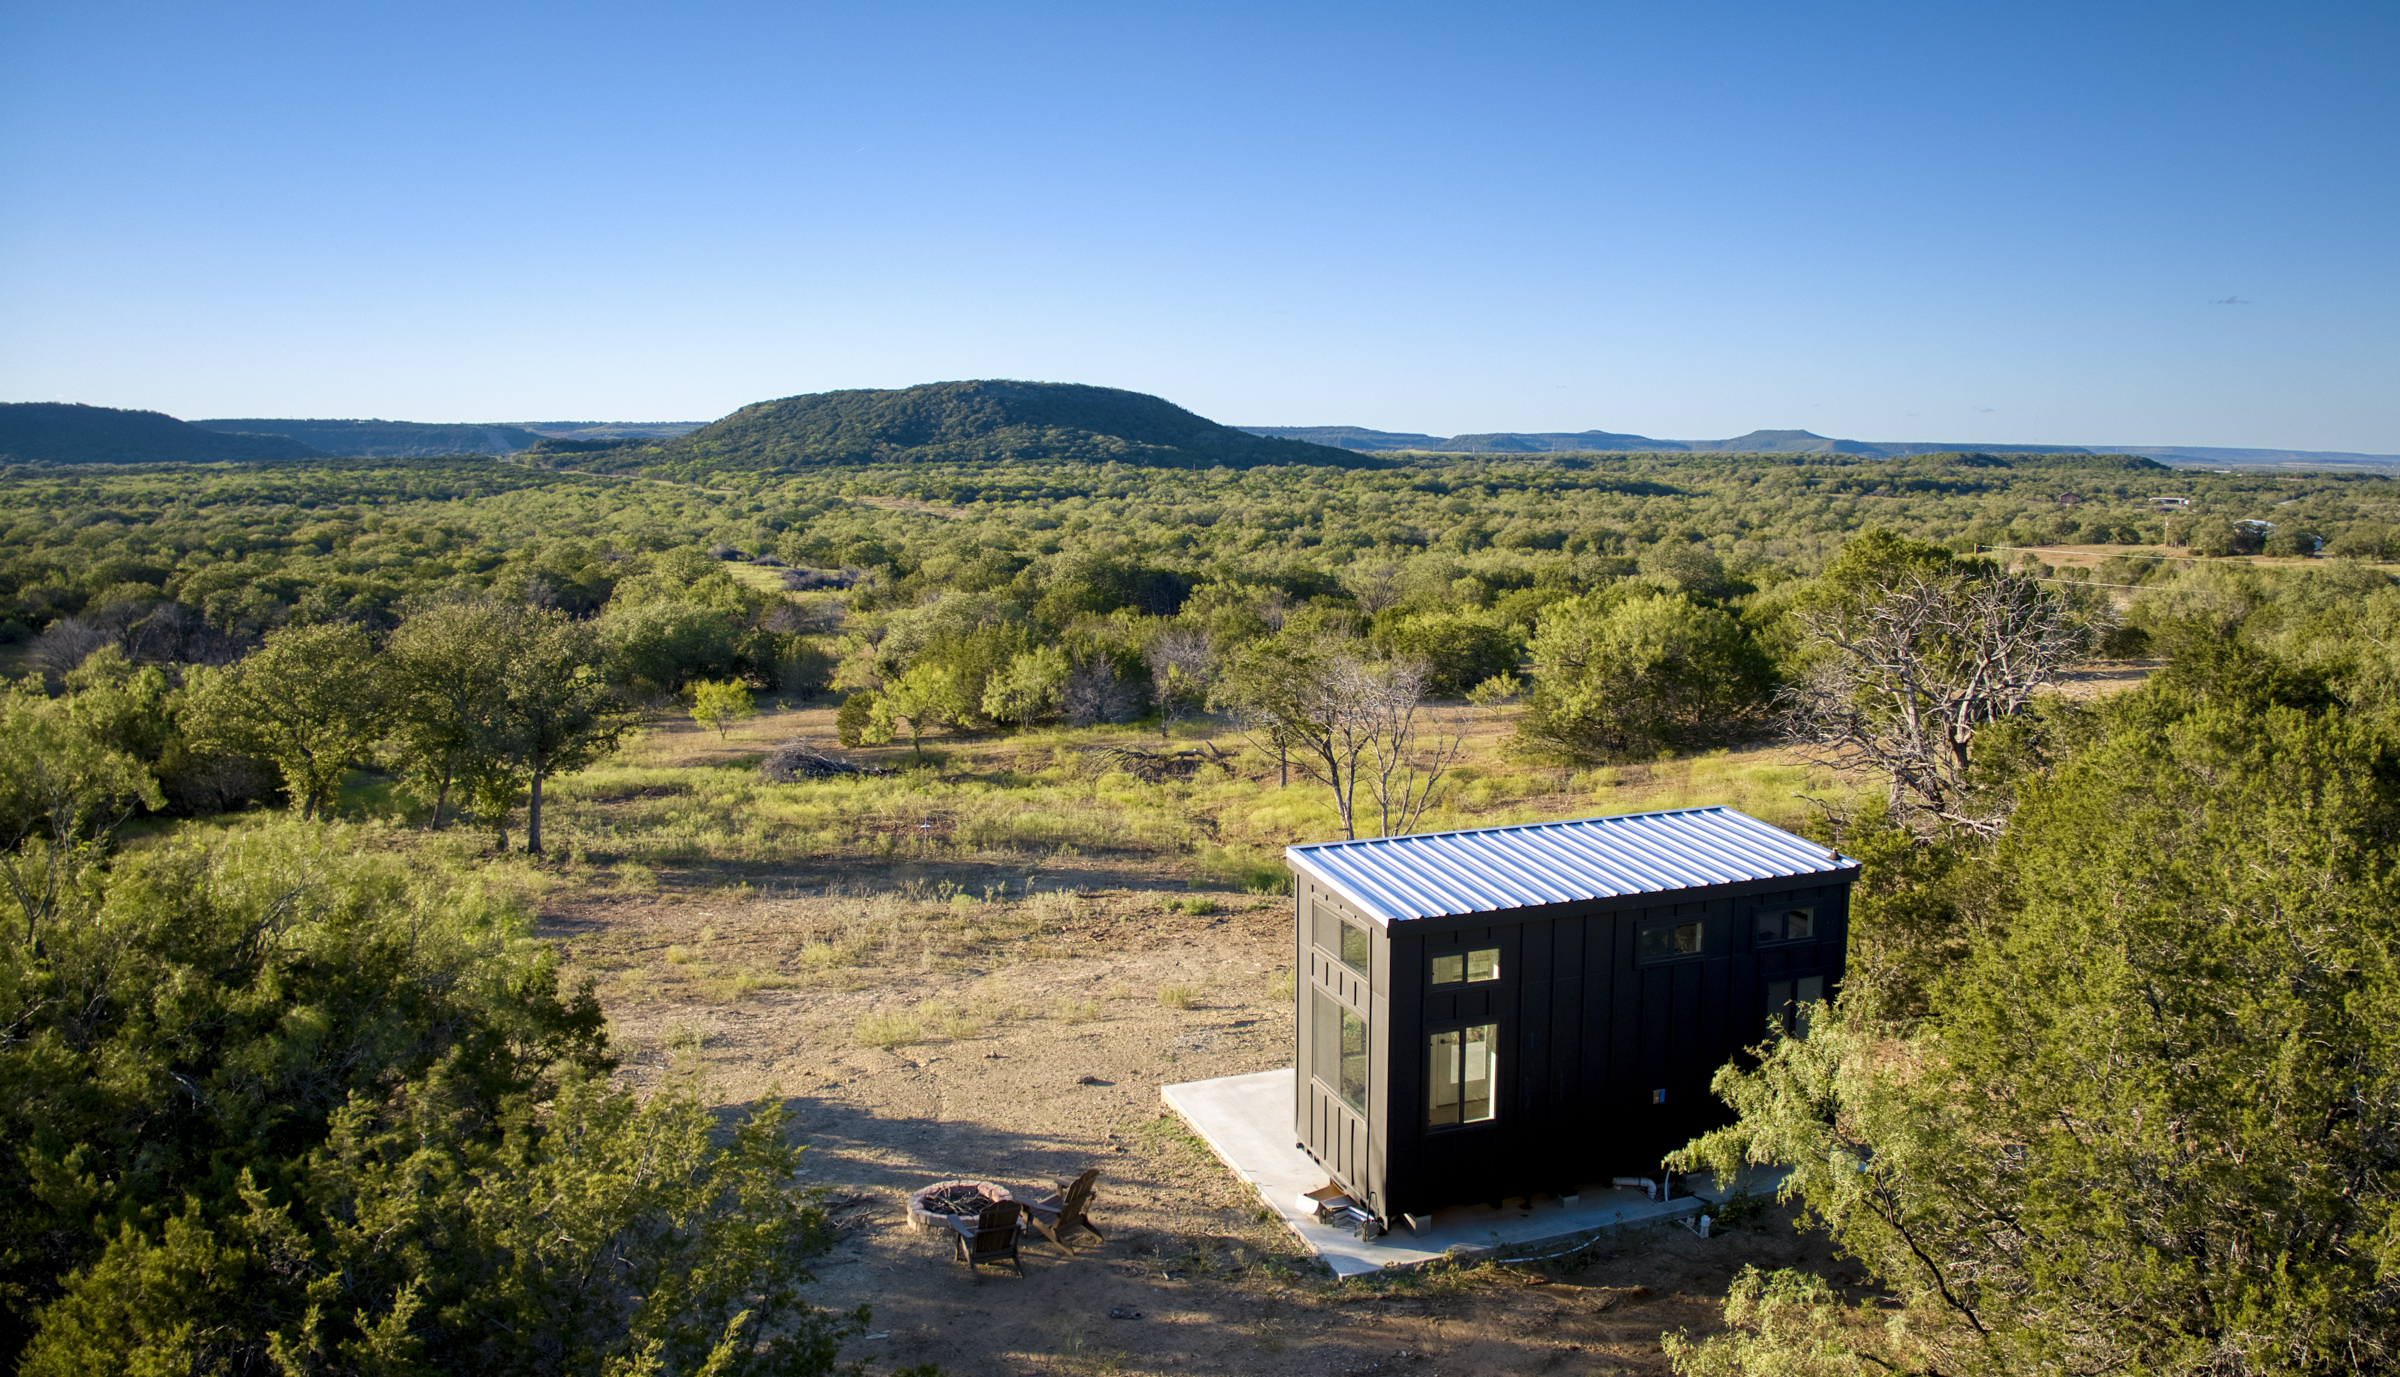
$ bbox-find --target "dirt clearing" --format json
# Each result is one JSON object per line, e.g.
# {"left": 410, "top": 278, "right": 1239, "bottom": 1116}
{"left": 544, "top": 877, "right": 1849, "bottom": 1376}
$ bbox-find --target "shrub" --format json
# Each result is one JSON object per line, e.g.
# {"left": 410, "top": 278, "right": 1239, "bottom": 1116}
{"left": 1370, "top": 610, "right": 1524, "bottom": 696}
{"left": 835, "top": 689, "right": 880, "bottom": 747}
{"left": 1516, "top": 588, "right": 1774, "bottom": 762}
{"left": 0, "top": 821, "right": 863, "bottom": 1374}
{"left": 853, "top": 1010, "right": 923, "bottom": 1048}
{"left": 689, "top": 678, "right": 756, "bottom": 738}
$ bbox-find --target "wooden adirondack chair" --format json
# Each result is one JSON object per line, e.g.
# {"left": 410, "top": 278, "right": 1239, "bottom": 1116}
{"left": 1024, "top": 1168, "right": 1105, "bottom": 1253}
{"left": 951, "top": 1199, "right": 1025, "bottom": 1280}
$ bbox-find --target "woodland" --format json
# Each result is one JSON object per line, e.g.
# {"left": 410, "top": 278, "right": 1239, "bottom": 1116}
{"left": 1, "top": 439, "right": 2398, "bottom": 1375}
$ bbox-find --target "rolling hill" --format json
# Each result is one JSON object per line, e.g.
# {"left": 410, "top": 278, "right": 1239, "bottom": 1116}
{"left": 0, "top": 403, "right": 327, "bottom": 464}
{"left": 192, "top": 418, "right": 550, "bottom": 457}
{"left": 609, "top": 380, "right": 1382, "bottom": 472}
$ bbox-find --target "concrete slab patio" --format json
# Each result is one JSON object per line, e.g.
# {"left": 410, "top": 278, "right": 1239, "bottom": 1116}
{"left": 1162, "top": 1067, "right": 1749, "bottom": 1278}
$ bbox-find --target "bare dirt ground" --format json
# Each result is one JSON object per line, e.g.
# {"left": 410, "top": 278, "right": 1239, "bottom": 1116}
{"left": 541, "top": 878, "right": 1849, "bottom": 1376}
{"left": 2042, "top": 658, "right": 2165, "bottom": 701}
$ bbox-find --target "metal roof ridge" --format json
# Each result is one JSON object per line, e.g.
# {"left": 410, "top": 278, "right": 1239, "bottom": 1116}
{"left": 1285, "top": 802, "right": 1739, "bottom": 853}
{"left": 1284, "top": 805, "right": 1858, "bottom": 926}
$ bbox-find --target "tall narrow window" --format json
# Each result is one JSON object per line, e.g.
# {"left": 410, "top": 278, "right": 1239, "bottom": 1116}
{"left": 1339, "top": 1007, "right": 1368, "bottom": 1110}
{"left": 1312, "top": 989, "right": 1368, "bottom": 1112}
{"left": 1428, "top": 1023, "right": 1499, "bottom": 1126}
{"left": 1766, "top": 975, "right": 1827, "bottom": 1038}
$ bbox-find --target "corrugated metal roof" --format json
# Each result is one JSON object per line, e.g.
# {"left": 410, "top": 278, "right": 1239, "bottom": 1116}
{"left": 1286, "top": 806, "right": 1858, "bottom": 926}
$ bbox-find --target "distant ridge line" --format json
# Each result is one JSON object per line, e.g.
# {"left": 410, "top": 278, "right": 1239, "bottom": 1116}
{"left": 1237, "top": 425, "right": 2400, "bottom": 468}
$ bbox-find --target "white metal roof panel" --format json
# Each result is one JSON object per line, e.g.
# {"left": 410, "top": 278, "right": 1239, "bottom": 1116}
{"left": 1285, "top": 806, "right": 1859, "bottom": 926}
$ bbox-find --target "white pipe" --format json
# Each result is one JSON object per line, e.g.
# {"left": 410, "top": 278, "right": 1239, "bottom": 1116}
{"left": 1609, "top": 1176, "right": 1657, "bottom": 1200}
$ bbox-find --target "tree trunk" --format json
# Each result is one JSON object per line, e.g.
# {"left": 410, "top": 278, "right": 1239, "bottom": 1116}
{"left": 527, "top": 759, "right": 546, "bottom": 855}
{"left": 431, "top": 766, "right": 452, "bottom": 830}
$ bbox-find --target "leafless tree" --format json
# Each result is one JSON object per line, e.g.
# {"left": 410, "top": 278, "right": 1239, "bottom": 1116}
{"left": 1348, "top": 657, "right": 1470, "bottom": 839}
{"left": 1062, "top": 657, "right": 1140, "bottom": 727}
{"left": 1142, "top": 628, "right": 1215, "bottom": 738}
{"left": 1341, "top": 560, "right": 1406, "bottom": 615}
{"left": 1783, "top": 571, "right": 2101, "bottom": 836}
{"left": 1222, "top": 644, "right": 1464, "bottom": 840}
{"left": 27, "top": 619, "right": 113, "bottom": 681}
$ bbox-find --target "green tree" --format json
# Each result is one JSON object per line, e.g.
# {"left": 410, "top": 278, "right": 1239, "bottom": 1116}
{"left": 497, "top": 614, "right": 627, "bottom": 854}
{"left": 981, "top": 645, "right": 1070, "bottom": 728}
{"left": 0, "top": 686, "right": 161, "bottom": 936}
{"left": 387, "top": 600, "right": 518, "bottom": 828}
{"left": 869, "top": 661, "right": 969, "bottom": 760}
{"left": 182, "top": 622, "right": 388, "bottom": 820}
{"left": 601, "top": 600, "right": 741, "bottom": 696}
{"left": 1672, "top": 662, "right": 2400, "bottom": 1376}
{"left": 834, "top": 689, "right": 880, "bottom": 748}
{"left": 690, "top": 679, "right": 756, "bottom": 739}
{"left": 1517, "top": 588, "right": 1771, "bottom": 761}
{"left": 1370, "top": 610, "right": 1523, "bottom": 697}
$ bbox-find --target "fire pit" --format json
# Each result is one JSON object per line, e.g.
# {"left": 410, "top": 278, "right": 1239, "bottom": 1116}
{"left": 908, "top": 1179, "right": 1013, "bottom": 1234}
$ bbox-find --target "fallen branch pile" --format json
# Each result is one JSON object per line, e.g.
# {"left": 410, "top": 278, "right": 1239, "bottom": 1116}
{"left": 759, "top": 742, "right": 888, "bottom": 783}
{"left": 1085, "top": 741, "right": 1232, "bottom": 782}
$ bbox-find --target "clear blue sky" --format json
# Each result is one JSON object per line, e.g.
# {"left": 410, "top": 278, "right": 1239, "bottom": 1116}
{"left": 3, "top": 1, "right": 2394, "bottom": 450}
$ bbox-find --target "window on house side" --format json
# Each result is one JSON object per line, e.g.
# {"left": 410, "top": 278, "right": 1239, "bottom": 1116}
{"left": 1312, "top": 988, "right": 1369, "bottom": 1112}
{"left": 1339, "top": 1007, "right": 1368, "bottom": 1111}
{"left": 1428, "top": 1023, "right": 1498, "bottom": 1126}
{"left": 1339, "top": 920, "right": 1370, "bottom": 974}
{"left": 1431, "top": 947, "right": 1500, "bottom": 986}
{"left": 1312, "top": 903, "right": 1342, "bottom": 956}
{"left": 1756, "top": 906, "right": 1816, "bottom": 944}
{"left": 1767, "top": 974, "right": 1826, "bottom": 1038}
{"left": 1637, "top": 919, "right": 1704, "bottom": 962}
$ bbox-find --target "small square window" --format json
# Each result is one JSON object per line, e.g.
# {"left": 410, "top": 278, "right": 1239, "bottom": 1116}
{"left": 1756, "top": 906, "right": 1816, "bottom": 944}
{"left": 1637, "top": 919, "right": 1704, "bottom": 962}
{"left": 1431, "top": 947, "right": 1500, "bottom": 986}
{"left": 1339, "top": 921, "right": 1370, "bottom": 974}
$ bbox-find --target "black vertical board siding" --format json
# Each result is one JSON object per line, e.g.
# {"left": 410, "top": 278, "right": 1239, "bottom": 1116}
{"left": 1581, "top": 910, "right": 1620, "bottom": 1140}
{"left": 1385, "top": 928, "right": 1420, "bottom": 1215}
{"left": 1614, "top": 911, "right": 1647, "bottom": 1133}
{"left": 1548, "top": 916, "right": 1585, "bottom": 1190}
{"left": 1516, "top": 920, "right": 1551, "bottom": 1191}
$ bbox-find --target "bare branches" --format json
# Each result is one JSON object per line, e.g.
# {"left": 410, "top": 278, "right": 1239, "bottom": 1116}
{"left": 1346, "top": 657, "right": 1469, "bottom": 839}
{"left": 1141, "top": 629, "right": 1215, "bottom": 738}
{"left": 1783, "top": 571, "right": 2100, "bottom": 836}
{"left": 1220, "top": 643, "right": 1460, "bottom": 840}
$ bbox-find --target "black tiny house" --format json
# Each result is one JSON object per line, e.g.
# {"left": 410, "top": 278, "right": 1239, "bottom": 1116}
{"left": 1287, "top": 806, "right": 1858, "bottom": 1226}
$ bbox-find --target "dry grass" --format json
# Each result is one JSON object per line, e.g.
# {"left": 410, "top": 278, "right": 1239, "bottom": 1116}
{"left": 537, "top": 701, "right": 1882, "bottom": 896}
